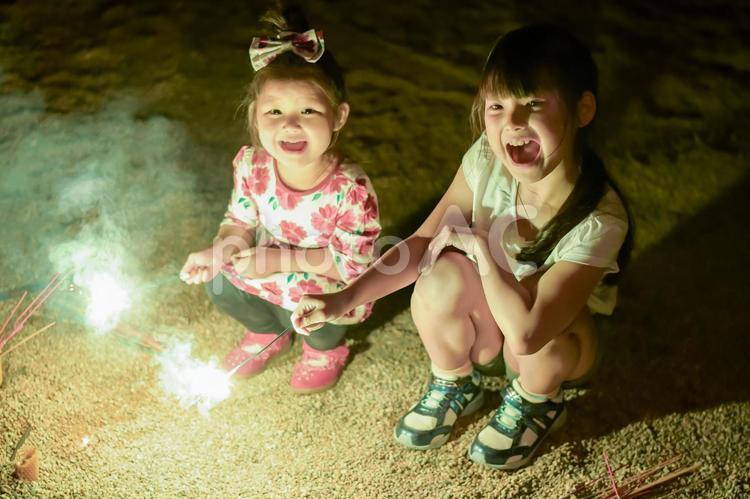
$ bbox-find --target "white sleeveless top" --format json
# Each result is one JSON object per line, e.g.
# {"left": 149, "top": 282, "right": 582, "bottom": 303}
{"left": 462, "top": 134, "right": 629, "bottom": 315}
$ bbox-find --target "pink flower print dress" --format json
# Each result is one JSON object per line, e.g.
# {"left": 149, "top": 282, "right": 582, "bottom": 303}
{"left": 219, "top": 146, "right": 381, "bottom": 324}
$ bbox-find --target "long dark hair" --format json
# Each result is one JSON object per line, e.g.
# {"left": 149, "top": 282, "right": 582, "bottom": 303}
{"left": 471, "top": 24, "right": 632, "bottom": 283}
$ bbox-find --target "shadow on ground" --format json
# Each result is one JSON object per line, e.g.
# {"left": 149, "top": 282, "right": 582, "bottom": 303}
{"left": 563, "top": 171, "right": 750, "bottom": 443}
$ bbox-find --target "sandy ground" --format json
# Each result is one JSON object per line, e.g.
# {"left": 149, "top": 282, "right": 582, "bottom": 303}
{"left": 1, "top": 0, "right": 749, "bottom": 497}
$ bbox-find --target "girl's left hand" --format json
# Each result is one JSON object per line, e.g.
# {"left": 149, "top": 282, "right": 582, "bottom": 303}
{"left": 231, "top": 247, "right": 279, "bottom": 279}
{"left": 418, "top": 225, "right": 488, "bottom": 275}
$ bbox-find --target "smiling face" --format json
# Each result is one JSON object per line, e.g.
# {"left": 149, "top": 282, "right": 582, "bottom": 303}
{"left": 254, "top": 78, "right": 348, "bottom": 171}
{"left": 483, "top": 89, "right": 576, "bottom": 183}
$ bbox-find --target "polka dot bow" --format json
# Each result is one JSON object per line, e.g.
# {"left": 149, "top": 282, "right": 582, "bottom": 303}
{"left": 249, "top": 29, "right": 326, "bottom": 71}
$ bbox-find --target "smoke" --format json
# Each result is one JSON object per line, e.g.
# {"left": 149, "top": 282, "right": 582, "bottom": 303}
{"left": 0, "top": 86, "right": 216, "bottom": 324}
{"left": 156, "top": 342, "right": 232, "bottom": 416}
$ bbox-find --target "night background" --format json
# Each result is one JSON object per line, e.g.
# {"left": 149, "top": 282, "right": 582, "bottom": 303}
{"left": 0, "top": 0, "right": 748, "bottom": 497}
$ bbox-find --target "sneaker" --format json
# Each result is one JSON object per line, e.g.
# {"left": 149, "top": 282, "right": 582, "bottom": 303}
{"left": 290, "top": 342, "right": 349, "bottom": 393}
{"left": 222, "top": 330, "right": 292, "bottom": 377}
{"left": 468, "top": 378, "right": 566, "bottom": 470}
{"left": 394, "top": 370, "right": 484, "bottom": 450}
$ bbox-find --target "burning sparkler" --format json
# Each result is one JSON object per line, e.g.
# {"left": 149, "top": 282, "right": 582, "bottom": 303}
{"left": 157, "top": 343, "right": 232, "bottom": 415}
{"left": 73, "top": 270, "right": 133, "bottom": 333}
{"left": 157, "top": 327, "right": 294, "bottom": 414}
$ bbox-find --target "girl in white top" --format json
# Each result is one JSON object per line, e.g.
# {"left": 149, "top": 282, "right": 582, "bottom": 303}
{"left": 292, "top": 24, "right": 631, "bottom": 469}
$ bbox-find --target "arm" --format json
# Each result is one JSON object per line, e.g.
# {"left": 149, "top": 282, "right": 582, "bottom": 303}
{"left": 214, "top": 224, "right": 255, "bottom": 262}
{"left": 181, "top": 147, "right": 258, "bottom": 284}
{"left": 474, "top": 241, "right": 605, "bottom": 355}
{"left": 272, "top": 247, "right": 344, "bottom": 281}
{"left": 293, "top": 165, "right": 475, "bottom": 329}
{"left": 344, "top": 165, "right": 475, "bottom": 309}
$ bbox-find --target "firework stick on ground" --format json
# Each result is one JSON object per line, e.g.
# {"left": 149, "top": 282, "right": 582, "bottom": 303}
{"left": 614, "top": 454, "right": 683, "bottom": 493}
{"left": 572, "top": 453, "right": 701, "bottom": 499}
{"left": 603, "top": 451, "right": 621, "bottom": 498}
{"left": 12, "top": 270, "right": 71, "bottom": 331}
{"left": 112, "top": 324, "right": 164, "bottom": 352}
{"left": 0, "top": 272, "right": 69, "bottom": 352}
{"left": 0, "top": 292, "right": 28, "bottom": 343}
{"left": 0, "top": 323, "right": 56, "bottom": 359}
{"left": 627, "top": 463, "right": 702, "bottom": 497}
{"left": 9, "top": 424, "right": 32, "bottom": 462}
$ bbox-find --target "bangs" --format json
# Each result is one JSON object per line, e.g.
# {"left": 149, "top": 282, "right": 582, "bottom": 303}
{"left": 479, "top": 61, "right": 557, "bottom": 100}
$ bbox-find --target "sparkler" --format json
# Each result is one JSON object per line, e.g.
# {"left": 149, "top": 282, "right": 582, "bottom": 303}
{"left": 73, "top": 270, "right": 132, "bottom": 333}
{"left": 571, "top": 452, "right": 704, "bottom": 498}
{"left": 158, "top": 327, "right": 294, "bottom": 414}
{"left": 226, "top": 327, "right": 293, "bottom": 377}
{"left": 0, "top": 272, "right": 68, "bottom": 365}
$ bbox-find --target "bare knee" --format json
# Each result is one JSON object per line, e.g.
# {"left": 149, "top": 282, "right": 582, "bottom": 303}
{"left": 412, "top": 252, "right": 471, "bottom": 315}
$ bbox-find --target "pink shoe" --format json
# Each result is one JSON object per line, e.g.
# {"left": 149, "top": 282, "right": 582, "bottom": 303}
{"left": 222, "top": 330, "right": 292, "bottom": 377}
{"left": 290, "top": 342, "right": 350, "bottom": 393}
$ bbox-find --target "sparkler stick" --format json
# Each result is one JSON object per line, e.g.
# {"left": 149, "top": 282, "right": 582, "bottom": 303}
{"left": 0, "top": 323, "right": 56, "bottom": 359}
{"left": 111, "top": 324, "right": 164, "bottom": 352}
{"left": 9, "top": 425, "right": 32, "bottom": 462}
{"left": 226, "top": 327, "right": 293, "bottom": 377}
{"left": 0, "top": 292, "right": 28, "bottom": 345}
{"left": 0, "top": 272, "right": 69, "bottom": 352}
{"left": 12, "top": 270, "right": 71, "bottom": 331}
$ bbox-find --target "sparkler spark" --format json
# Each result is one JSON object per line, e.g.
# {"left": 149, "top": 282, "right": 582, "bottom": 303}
{"left": 78, "top": 271, "right": 132, "bottom": 332}
{"left": 157, "top": 343, "right": 232, "bottom": 415}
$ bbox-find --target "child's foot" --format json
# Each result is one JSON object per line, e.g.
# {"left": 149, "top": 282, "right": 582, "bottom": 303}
{"left": 467, "top": 378, "right": 566, "bottom": 470}
{"left": 394, "top": 370, "right": 483, "bottom": 450}
{"left": 222, "top": 330, "right": 292, "bottom": 377}
{"left": 289, "top": 342, "right": 349, "bottom": 393}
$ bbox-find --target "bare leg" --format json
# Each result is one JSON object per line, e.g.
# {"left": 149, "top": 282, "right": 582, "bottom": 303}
{"left": 411, "top": 252, "right": 503, "bottom": 374}
{"left": 502, "top": 306, "right": 596, "bottom": 395}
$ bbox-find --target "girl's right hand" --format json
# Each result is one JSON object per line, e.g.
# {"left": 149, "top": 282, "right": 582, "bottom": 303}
{"left": 179, "top": 246, "right": 223, "bottom": 284}
{"left": 291, "top": 292, "right": 349, "bottom": 335}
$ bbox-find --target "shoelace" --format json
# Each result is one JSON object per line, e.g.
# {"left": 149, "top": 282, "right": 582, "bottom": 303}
{"left": 420, "top": 377, "right": 461, "bottom": 409}
{"left": 495, "top": 397, "right": 523, "bottom": 431}
{"left": 421, "top": 388, "right": 449, "bottom": 409}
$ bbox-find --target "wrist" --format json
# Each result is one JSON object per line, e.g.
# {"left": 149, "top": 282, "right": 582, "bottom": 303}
{"left": 474, "top": 239, "right": 493, "bottom": 274}
{"left": 213, "top": 238, "right": 240, "bottom": 264}
{"left": 264, "top": 247, "right": 283, "bottom": 273}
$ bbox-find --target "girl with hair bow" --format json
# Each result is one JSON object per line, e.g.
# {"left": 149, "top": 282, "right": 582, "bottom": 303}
{"left": 180, "top": 7, "right": 380, "bottom": 393}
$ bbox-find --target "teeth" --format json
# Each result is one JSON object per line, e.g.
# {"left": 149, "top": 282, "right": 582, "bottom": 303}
{"left": 507, "top": 138, "right": 533, "bottom": 147}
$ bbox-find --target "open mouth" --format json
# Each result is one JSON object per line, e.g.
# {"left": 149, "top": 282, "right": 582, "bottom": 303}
{"left": 280, "top": 140, "right": 307, "bottom": 153}
{"left": 505, "top": 138, "right": 540, "bottom": 165}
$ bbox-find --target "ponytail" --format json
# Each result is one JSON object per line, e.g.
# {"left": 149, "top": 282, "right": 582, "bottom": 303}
{"left": 516, "top": 148, "right": 633, "bottom": 284}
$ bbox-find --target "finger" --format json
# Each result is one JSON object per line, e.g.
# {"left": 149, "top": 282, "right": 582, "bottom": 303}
{"left": 189, "top": 269, "right": 203, "bottom": 285}
{"left": 179, "top": 256, "right": 195, "bottom": 277}
{"left": 233, "top": 249, "right": 252, "bottom": 260}
{"left": 179, "top": 267, "right": 192, "bottom": 282}
{"left": 299, "top": 309, "right": 327, "bottom": 329}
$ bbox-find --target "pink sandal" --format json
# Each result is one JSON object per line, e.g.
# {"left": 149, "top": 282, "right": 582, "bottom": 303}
{"left": 222, "top": 330, "right": 292, "bottom": 377}
{"left": 290, "top": 342, "right": 350, "bottom": 393}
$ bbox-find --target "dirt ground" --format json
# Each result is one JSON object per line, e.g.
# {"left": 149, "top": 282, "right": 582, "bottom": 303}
{"left": 1, "top": 1, "right": 749, "bottom": 497}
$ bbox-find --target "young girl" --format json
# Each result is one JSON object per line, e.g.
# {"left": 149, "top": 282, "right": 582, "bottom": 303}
{"left": 180, "top": 9, "right": 380, "bottom": 394}
{"left": 292, "top": 24, "right": 631, "bottom": 468}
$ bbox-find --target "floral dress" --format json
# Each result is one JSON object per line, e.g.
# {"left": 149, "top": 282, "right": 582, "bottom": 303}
{"left": 219, "top": 146, "right": 381, "bottom": 324}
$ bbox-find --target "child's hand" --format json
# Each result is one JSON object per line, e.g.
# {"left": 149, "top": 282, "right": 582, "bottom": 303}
{"left": 180, "top": 247, "right": 222, "bottom": 284}
{"left": 418, "top": 225, "right": 488, "bottom": 275}
{"left": 231, "top": 247, "right": 279, "bottom": 279}
{"left": 291, "top": 292, "right": 347, "bottom": 335}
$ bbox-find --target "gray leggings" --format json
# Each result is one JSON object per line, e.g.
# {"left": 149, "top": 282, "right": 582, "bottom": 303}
{"left": 205, "top": 273, "right": 347, "bottom": 351}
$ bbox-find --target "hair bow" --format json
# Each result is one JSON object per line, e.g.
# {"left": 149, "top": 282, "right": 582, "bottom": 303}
{"left": 249, "top": 29, "right": 325, "bottom": 71}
